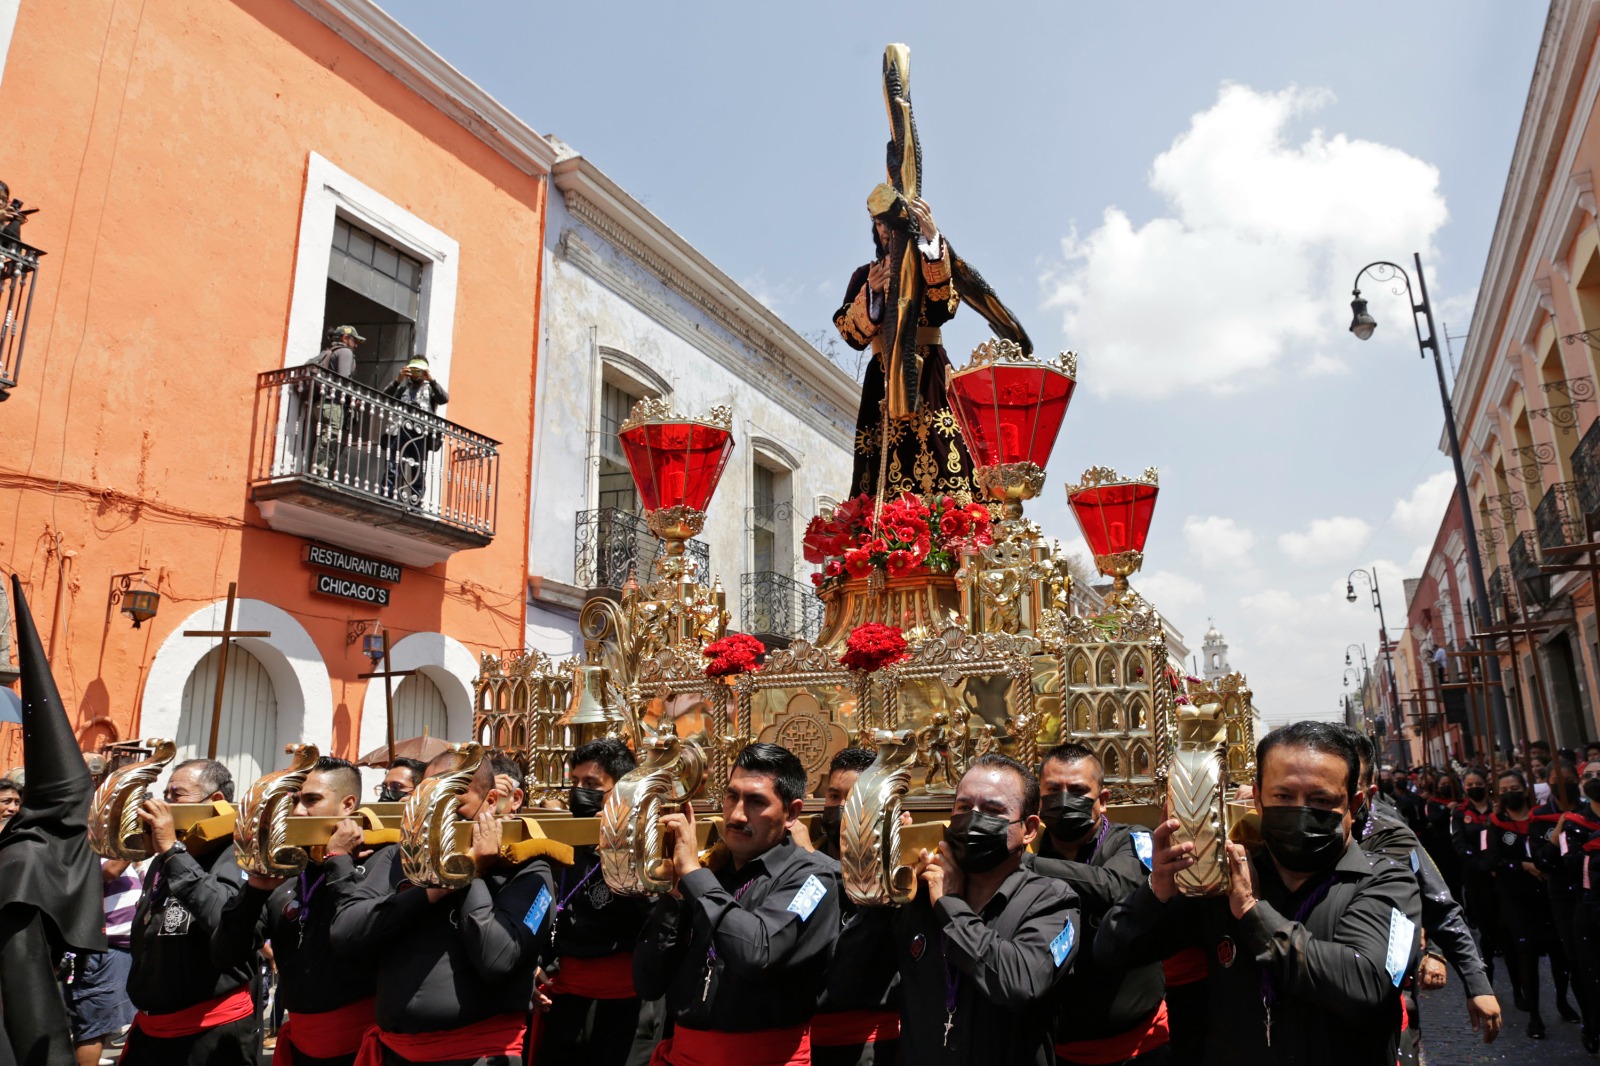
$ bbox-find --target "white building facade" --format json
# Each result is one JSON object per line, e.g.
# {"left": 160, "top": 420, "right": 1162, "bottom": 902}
{"left": 526, "top": 143, "right": 858, "bottom": 657}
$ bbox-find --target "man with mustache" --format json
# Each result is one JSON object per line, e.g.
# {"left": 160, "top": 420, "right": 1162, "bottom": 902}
{"left": 895, "top": 752, "right": 1080, "bottom": 1065}
{"left": 1098, "top": 721, "right": 1421, "bottom": 1065}
{"left": 635, "top": 742, "right": 840, "bottom": 1066}
{"left": 1029, "top": 743, "right": 1168, "bottom": 1064}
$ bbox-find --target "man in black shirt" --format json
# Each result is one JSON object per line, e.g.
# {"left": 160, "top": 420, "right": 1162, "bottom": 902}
{"left": 538, "top": 738, "right": 651, "bottom": 1066}
{"left": 1097, "top": 721, "right": 1421, "bottom": 1066}
{"left": 214, "top": 756, "right": 376, "bottom": 1066}
{"left": 896, "top": 752, "right": 1079, "bottom": 1066}
{"left": 331, "top": 750, "right": 553, "bottom": 1065}
{"left": 376, "top": 757, "right": 427, "bottom": 803}
{"left": 122, "top": 758, "right": 254, "bottom": 1066}
{"left": 635, "top": 742, "right": 841, "bottom": 1066}
{"left": 1029, "top": 743, "right": 1167, "bottom": 1064}
{"left": 810, "top": 746, "right": 901, "bottom": 1066}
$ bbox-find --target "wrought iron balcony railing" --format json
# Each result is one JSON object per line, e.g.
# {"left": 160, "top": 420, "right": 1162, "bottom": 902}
{"left": 1487, "top": 565, "right": 1507, "bottom": 622}
{"left": 1510, "top": 530, "right": 1550, "bottom": 605}
{"left": 575, "top": 507, "right": 709, "bottom": 590}
{"left": 0, "top": 239, "right": 44, "bottom": 399}
{"left": 1574, "top": 416, "right": 1600, "bottom": 520}
{"left": 250, "top": 364, "right": 499, "bottom": 544}
{"left": 1535, "top": 481, "right": 1583, "bottom": 553}
{"left": 740, "top": 570, "right": 825, "bottom": 645}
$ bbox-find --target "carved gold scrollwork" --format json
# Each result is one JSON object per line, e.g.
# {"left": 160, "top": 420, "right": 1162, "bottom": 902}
{"left": 599, "top": 732, "right": 708, "bottom": 897}
{"left": 235, "top": 743, "right": 320, "bottom": 876}
{"left": 1168, "top": 702, "right": 1231, "bottom": 896}
{"left": 840, "top": 729, "right": 922, "bottom": 906}
{"left": 89, "top": 739, "right": 177, "bottom": 861}
{"left": 401, "top": 743, "right": 486, "bottom": 889}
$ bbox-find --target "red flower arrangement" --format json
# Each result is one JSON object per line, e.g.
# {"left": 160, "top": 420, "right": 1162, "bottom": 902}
{"left": 803, "top": 492, "right": 993, "bottom": 590}
{"left": 840, "top": 623, "right": 910, "bottom": 672}
{"left": 703, "top": 633, "right": 766, "bottom": 677}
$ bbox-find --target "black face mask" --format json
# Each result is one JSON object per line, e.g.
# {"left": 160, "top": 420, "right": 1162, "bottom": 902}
{"left": 1039, "top": 792, "right": 1098, "bottom": 842}
{"left": 569, "top": 786, "right": 607, "bottom": 818}
{"left": 377, "top": 785, "right": 408, "bottom": 803}
{"left": 1584, "top": 779, "right": 1600, "bottom": 804}
{"left": 1499, "top": 789, "right": 1527, "bottom": 811}
{"left": 943, "top": 811, "right": 1019, "bottom": 874}
{"left": 1466, "top": 785, "right": 1488, "bottom": 804}
{"left": 819, "top": 805, "right": 843, "bottom": 850}
{"left": 1258, "top": 805, "right": 1347, "bottom": 874}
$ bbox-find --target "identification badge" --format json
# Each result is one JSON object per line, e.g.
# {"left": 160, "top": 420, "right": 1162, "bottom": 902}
{"left": 523, "top": 885, "right": 553, "bottom": 935}
{"left": 1384, "top": 907, "right": 1416, "bottom": 988}
{"left": 1132, "top": 831, "right": 1153, "bottom": 870}
{"left": 787, "top": 875, "right": 827, "bottom": 921}
{"left": 1408, "top": 849, "right": 1420, "bottom": 873}
{"left": 1049, "top": 919, "right": 1075, "bottom": 966}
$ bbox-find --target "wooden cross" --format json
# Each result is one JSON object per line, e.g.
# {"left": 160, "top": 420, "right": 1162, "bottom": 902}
{"left": 182, "top": 582, "right": 272, "bottom": 759}
{"left": 357, "top": 630, "right": 416, "bottom": 767}
{"left": 1466, "top": 588, "right": 1574, "bottom": 771}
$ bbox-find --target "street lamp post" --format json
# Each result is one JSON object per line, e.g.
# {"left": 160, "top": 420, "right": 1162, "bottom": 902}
{"left": 1349, "top": 254, "right": 1514, "bottom": 759}
{"left": 1348, "top": 567, "right": 1405, "bottom": 762}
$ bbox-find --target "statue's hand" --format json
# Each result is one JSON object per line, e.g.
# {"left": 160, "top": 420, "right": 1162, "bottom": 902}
{"left": 867, "top": 259, "right": 891, "bottom": 294}
{"left": 909, "top": 198, "right": 938, "bottom": 241}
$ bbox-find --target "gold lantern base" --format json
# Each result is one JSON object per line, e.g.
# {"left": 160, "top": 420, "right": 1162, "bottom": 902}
{"left": 816, "top": 570, "right": 962, "bottom": 655}
{"left": 973, "top": 461, "right": 1046, "bottom": 541}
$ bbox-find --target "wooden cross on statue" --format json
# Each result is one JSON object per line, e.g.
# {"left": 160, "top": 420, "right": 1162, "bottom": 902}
{"left": 358, "top": 630, "right": 416, "bottom": 767}
{"left": 182, "top": 582, "right": 272, "bottom": 760}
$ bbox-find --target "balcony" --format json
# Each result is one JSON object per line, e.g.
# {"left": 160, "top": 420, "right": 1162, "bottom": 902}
{"left": 249, "top": 365, "right": 499, "bottom": 567}
{"left": 0, "top": 238, "right": 44, "bottom": 400}
{"left": 1574, "top": 417, "right": 1600, "bottom": 520}
{"left": 1487, "top": 565, "right": 1507, "bottom": 623}
{"left": 740, "top": 571, "right": 825, "bottom": 646}
{"left": 1510, "top": 530, "right": 1550, "bottom": 606}
{"left": 1535, "top": 481, "right": 1583, "bottom": 554}
{"left": 575, "top": 507, "right": 709, "bottom": 591}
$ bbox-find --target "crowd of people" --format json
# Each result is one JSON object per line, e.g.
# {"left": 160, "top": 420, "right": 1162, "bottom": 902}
{"left": 17, "top": 722, "right": 1600, "bottom": 1065}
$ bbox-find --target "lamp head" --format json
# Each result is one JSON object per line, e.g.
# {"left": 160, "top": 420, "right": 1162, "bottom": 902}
{"left": 1349, "top": 296, "right": 1377, "bottom": 341}
{"left": 1345, "top": 581, "right": 1357, "bottom": 603}
{"left": 1345, "top": 651, "right": 1352, "bottom": 666}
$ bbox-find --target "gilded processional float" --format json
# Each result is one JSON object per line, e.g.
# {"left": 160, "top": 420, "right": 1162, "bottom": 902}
{"left": 85, "top": 44, "right": 1256, "bottom": 905}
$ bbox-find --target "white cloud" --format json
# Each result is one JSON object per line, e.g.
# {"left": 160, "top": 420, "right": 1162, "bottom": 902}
{"left": 1044, "top": 84, "right": 1447, "bottom": 398}
{"left": 1137, "top": 569, "right": 1206, "bottom": 623}
{"left": 1303, "top": 352, "right": 1349, "bottom": 377}
{"left": 739, "top": 271, "right": 804, "bottom": 313}
{"left": 1184, "top": 515, "right": 1256, "bottom": 568}
{"left": 1278, "top": 516, "right": 1373, "bottom": 564}
{"left": 1390, "top": 470, "right": 1456, "bottom": 543}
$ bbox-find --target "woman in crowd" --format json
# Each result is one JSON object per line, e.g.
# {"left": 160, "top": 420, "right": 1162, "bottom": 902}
{"left": 1533, "top": 761, "right": 1590, "bottom": 1033}
{"left": 1490, "top": 767, "right": 1560, "bottom": 1038}
{"left": 1423, "top": 771, "right": 1462, "bottom": 901}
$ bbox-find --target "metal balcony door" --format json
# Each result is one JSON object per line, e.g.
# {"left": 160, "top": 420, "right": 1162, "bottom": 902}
{"left": 393, "top": 672, "right": 448, "bottom": 741}
{"left": 176, "top": 644, "right": 278, "bottom": 784}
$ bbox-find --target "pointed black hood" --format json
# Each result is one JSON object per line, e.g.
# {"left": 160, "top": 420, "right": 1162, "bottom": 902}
{"left": 0, "top": 575, "right": 107, "bottom": 953}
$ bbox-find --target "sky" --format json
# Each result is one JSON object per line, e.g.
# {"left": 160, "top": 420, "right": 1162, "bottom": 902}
{"left": 377, "top": 1, "right": 1547, "bottom": 727}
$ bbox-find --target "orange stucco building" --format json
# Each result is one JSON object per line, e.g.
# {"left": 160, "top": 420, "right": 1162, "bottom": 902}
{"left": 0, "top": 0, "right": 551, "bottom": 780}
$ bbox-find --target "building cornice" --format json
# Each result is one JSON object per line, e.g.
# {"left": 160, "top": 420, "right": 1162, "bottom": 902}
{"left": 290, "top": 0, "right": 558, "bottom": 176}
{"left": 551, "top": 155, "right": 859, "bottom": 419}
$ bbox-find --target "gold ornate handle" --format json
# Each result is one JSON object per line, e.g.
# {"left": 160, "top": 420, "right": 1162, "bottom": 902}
{"left": 88, "top": 739, "right": 176, "bottom": 861}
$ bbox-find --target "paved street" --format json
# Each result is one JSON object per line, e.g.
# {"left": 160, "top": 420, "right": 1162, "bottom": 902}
{"left": 1421, "top": 956, "right": 1594, "bottom": 1065}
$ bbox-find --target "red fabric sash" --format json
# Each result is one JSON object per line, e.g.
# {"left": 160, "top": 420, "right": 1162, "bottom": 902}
{"left": 1055, "top": 1002, "right": 1169, "bottom": 1064}
{"left": 649, "top": 1024, "right": 811, "bottom": 1066}
{"left": 548, "top": 952, "right": 636, "bottom": 1000}
{"left": 1489, "top": 813, "right": 1531, "bottom": 834}
{"left": 1533, "top": 809, "right": 1600, "bottom": 832}
{"left": 274, "top": 997, "right": 376, "bottom": 1064}
{"left": 124, "top": 987, "right": 254, "bottom": 1043}
{"left": 352, "top": 1012, "right": 526, "bottom": 1066}
{"left": 809, "top": 1009, "right": 899, "bottom": 1047}
{"left": 1162, "top": 947, "right": 1209, "bottom": 987}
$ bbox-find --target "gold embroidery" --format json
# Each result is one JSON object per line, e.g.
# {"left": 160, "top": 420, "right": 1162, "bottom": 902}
{"left": 947, "top": 441, "right": 962, "bottom": 474}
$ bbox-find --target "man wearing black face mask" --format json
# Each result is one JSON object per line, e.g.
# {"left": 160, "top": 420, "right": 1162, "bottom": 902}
{"left": 1027, "top": 743, "right": 1167, "bottom": 1064}
{"left": 896, "top": 752, "right": 1079, "bottom": 1065}
{"left": 537, "top": 738, "right": 651, "bottom": 1066}
{"left": 1098, "top": 720, "right": 1421, "bottom": 1065}
{"left": 1337, "top": 727, "right": 1500, "bottom": 1059}
{"left": 809, "top": 747, "right": 902, "bottom": 1065}
{"left": 376, "top": 757, "right": 427, "bottom": 803}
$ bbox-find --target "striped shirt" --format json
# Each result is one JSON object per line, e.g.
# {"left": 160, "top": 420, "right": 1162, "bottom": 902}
{"left": 103, "top": 859, "right": 145, "bottom": 949}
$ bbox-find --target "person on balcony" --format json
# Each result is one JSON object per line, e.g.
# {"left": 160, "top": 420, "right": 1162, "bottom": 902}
{"left": 383, "top": 355, "right": 449, "bottom": 505}
{"left": 308, "top": 325, "right": 363, "bottom": 479}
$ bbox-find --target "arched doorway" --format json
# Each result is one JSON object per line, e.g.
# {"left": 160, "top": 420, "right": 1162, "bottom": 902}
{"left": 176, "top": 644, "right": 279, "bottom": 784}
{"left": 393, "top": 672, "right": 448, "bottom": 741}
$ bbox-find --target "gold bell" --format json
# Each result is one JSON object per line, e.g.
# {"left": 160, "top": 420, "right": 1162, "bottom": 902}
{"left": 558, "top": 661, "right": 621, "bottom": 728}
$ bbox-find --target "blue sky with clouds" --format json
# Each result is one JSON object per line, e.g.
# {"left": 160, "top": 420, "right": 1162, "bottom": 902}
{"left": 377, "top": 1, "right": 1545, "bottom": 724}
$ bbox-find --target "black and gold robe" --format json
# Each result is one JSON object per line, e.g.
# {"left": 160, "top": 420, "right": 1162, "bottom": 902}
{"left": 834, "top": 236, "right": 974, "bottom": 501}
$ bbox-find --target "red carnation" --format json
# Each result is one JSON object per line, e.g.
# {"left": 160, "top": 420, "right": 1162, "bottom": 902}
{"left": 840, "top": 623, "right": 910, "bottom": 672}
{"left": 703, "top": 633, "right": 766, "bottom": 677}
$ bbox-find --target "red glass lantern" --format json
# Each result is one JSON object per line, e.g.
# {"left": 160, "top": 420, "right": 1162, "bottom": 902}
{"left": 947, "top": 340, "right": 1076, "bottom": 528}
{"left": 1066, "top": 466, "right": 1159, "bottom": 598}
{"left": 617, "top": 400, "right": 735, "bottom": 551}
